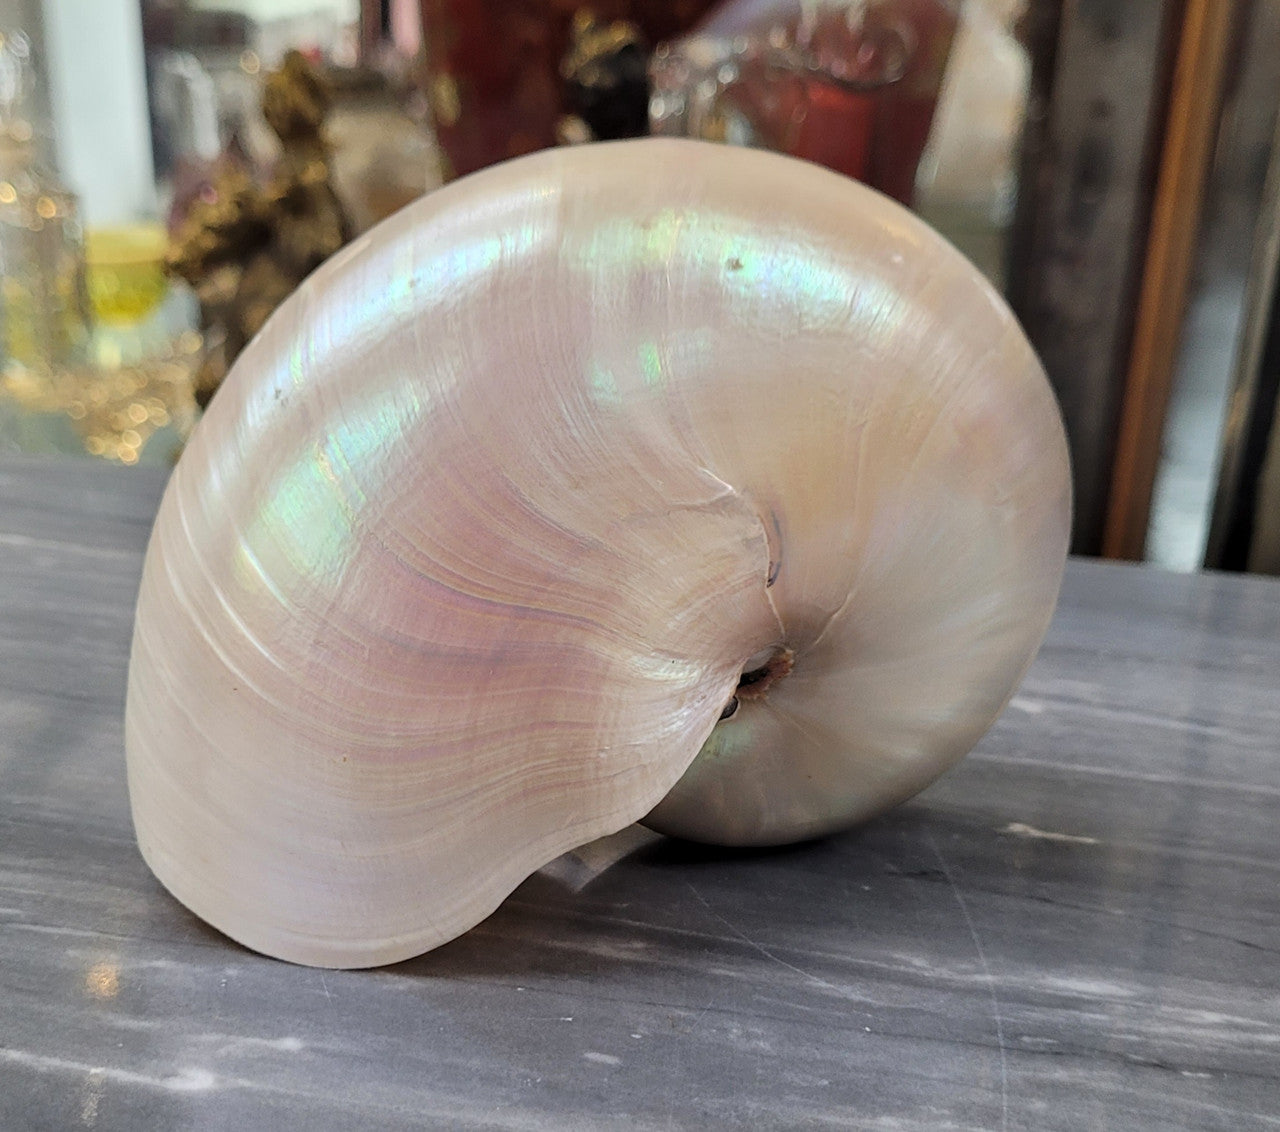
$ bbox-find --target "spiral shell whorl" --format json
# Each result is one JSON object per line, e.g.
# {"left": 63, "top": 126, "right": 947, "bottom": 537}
{"left": 125, "top": 139, "right": 1069, "bottom": 966}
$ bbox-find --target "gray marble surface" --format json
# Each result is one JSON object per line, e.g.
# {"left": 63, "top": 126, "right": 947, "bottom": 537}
{"left": 1, "top": 454, "right": 1277, "bottom": 1131}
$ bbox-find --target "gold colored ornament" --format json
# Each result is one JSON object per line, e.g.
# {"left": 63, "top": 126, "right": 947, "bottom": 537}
{"left": 166, "top": 51, "right": 352, "bottom": 408}
{"left": 1, "top": 332, "right": 200, "bottom": 463}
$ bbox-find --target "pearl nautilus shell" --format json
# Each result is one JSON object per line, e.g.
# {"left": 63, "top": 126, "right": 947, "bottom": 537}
{"left": 126, "top": 139, "right": 1070, "bottom": 968}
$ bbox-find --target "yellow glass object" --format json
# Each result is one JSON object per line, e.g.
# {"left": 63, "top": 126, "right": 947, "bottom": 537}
{"left": 84, "top": 225, "right": 168, "bottom": 325}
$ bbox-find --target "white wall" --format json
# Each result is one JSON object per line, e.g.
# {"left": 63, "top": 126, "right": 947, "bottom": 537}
{"left": 40, "top": 0, "right": 156, "bottom": 226}
{"left": 191, "top": 0, "right": 357, "bottom": 21}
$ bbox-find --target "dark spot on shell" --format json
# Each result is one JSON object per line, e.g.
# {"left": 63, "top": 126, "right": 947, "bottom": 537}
{"left": 736, "top": 647, "right": 795, "bottom": 701}
{"left": 727, "top": 257, "right": 744, "bottom": 272}
{"left": 738, "top": 666, "right": 770, "bottom": 689}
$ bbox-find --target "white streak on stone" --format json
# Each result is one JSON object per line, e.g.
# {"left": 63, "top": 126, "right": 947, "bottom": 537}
{"left": 0, "top": 1048, "right": 225, "bottom": 1093}
{"left": 1001, "top": 822, "right": 1098, "bottom": 845}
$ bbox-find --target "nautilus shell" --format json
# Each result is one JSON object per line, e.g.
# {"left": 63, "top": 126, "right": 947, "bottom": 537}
{"left": 126, "top": 139, "right": 1070, "bottom": 968}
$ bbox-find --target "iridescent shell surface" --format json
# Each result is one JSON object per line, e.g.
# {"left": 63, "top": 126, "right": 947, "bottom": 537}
{"left": 125, "top": 139, "right": 1071, "bottom": 968}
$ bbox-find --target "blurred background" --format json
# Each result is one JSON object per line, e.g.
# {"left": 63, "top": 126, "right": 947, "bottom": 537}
{"left": 1, "top": 0, "right": 1278, "bottom": 574}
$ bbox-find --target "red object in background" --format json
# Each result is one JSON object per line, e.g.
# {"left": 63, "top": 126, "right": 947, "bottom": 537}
{"left": 859, "top": 0, "right": 961, "bottom": 204}
{"left": 419, "top": 0, "right": 958, "bottom": 205}
{"left": 793, "top": 82, "right": 876, "bottom": 185}
{"left": 689, "top": 0, "right": 960, "bottom": 205}
{"left": 421, "top": 0, "right": 720, "bottom": 178}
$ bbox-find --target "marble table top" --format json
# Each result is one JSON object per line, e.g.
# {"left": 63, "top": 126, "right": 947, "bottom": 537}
{"left": 1, "top": 454, "right": 1277, "bottom": 1131}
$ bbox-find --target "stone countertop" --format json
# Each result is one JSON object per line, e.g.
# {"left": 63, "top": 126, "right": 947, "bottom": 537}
{"left": 1, "top": 455, "right": 1277, "bottom": 1131}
